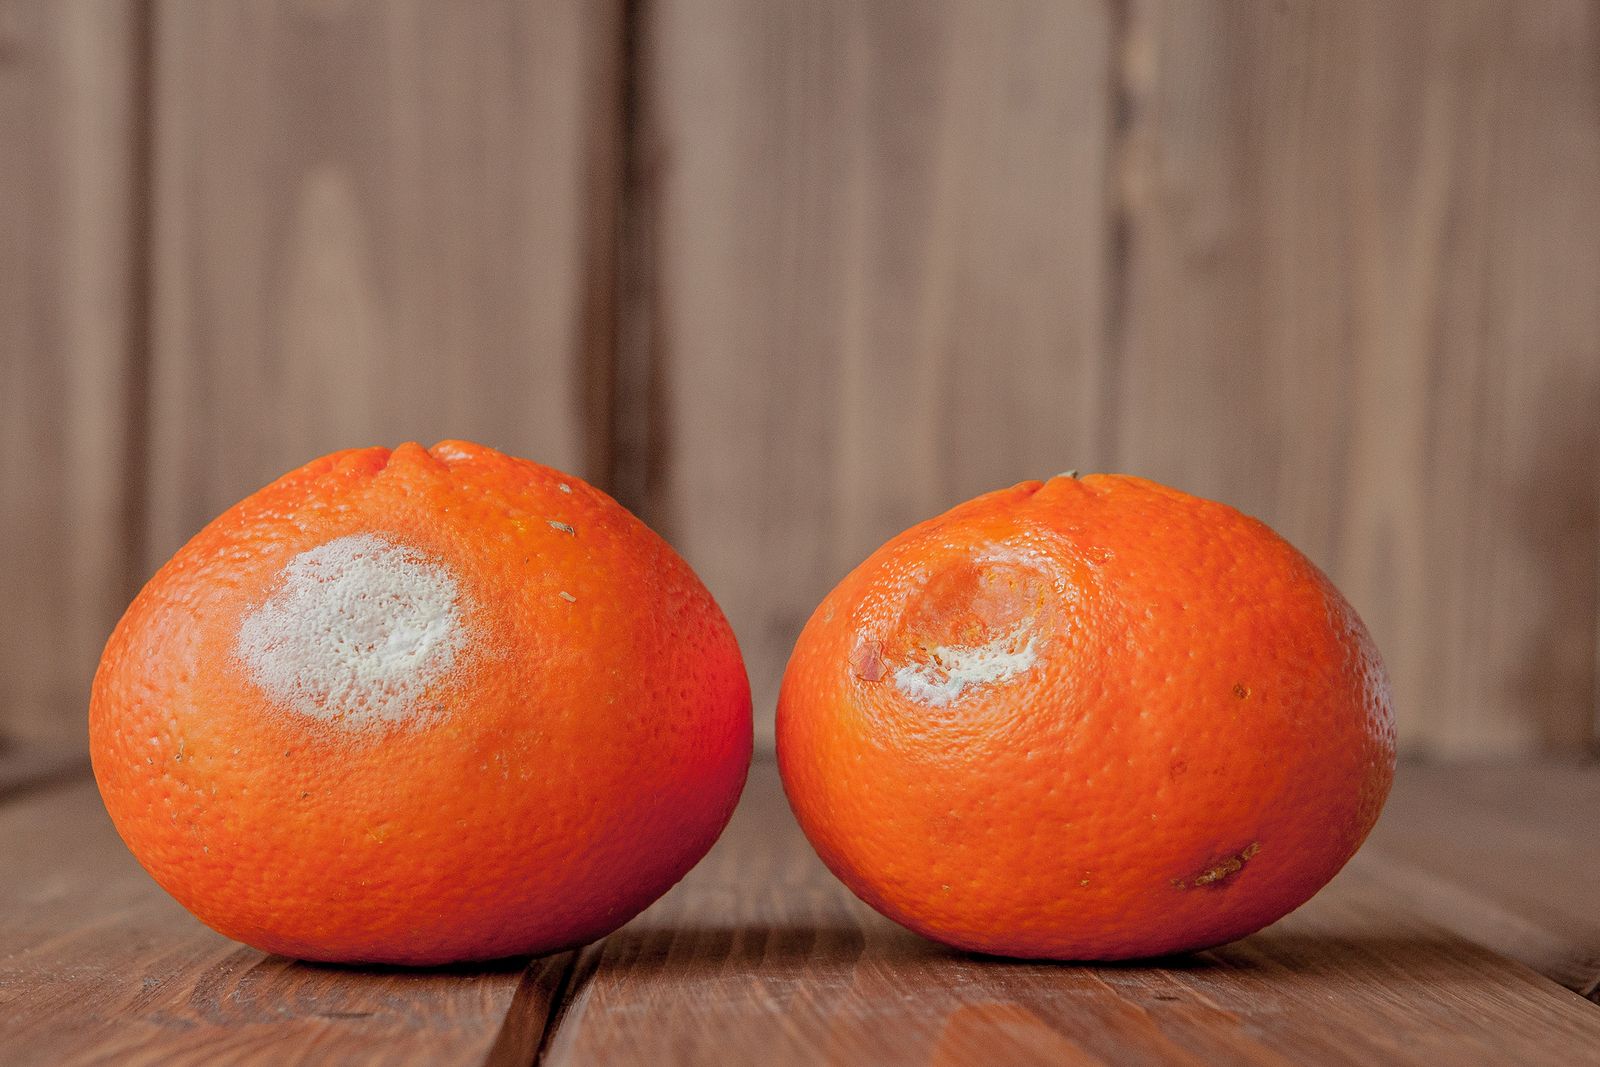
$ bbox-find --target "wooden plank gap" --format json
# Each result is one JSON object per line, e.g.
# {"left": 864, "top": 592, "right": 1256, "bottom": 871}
{"left": 484, "top": 950, "right": 580, "bottom": 1067}
{"left": 1098, "top": 0, "right": 1135, "bottom": 472}
{"left": 118, "top": 0, "right": 156, "bottom": 596}
{"left": 606, "top": 0, "right": 669, "bottom": 524}
{"left": 576, "top": 0, "right": 629, "bottom": 494}
{"left": 534, "top": 939, "right": 607, "bottom": 1064}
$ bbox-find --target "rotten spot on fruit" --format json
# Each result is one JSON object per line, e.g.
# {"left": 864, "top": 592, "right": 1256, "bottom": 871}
{"left": 237, "top": 534, "right": 466, "bottom": 729}
{"left": 558, "top": 483, "right": 573, "bottom": 494}
{"left": 548, "top": 520, "right": 576, "bottom": 536}
{"left": 1173, "top": 841, "right": 1260, "bottom": 889}
{"left": 1233, "top": 683, "right": 1251, "bottom": 700}
{"left": 889, "top": 555, "right": 1050, "bottom": 706}
{"left": 850, "top": 638, "right": 887, "bottom": 682}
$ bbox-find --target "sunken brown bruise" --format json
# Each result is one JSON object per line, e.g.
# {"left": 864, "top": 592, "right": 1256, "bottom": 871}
{"left": 1172, "top": 841, "right": 1261, "bottom": 890}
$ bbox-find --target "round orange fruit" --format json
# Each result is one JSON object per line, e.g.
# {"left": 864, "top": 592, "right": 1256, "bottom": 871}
{"left": 777, "top": 474, "right": 1394, "bottom": 960}
{"left": 91, "top": 441, "right": 751, "bottom": 965}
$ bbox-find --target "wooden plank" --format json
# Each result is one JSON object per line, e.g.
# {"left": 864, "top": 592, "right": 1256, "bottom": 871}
{"left": 1111, "top": 0, "right": 1600, "bottom": 755}
{"left": 3, "top": 764, "right": 1595, "bottom": 1063}
{"left": 144, "top": 0, "right": 623, "bottom": 570}
{"left": 1363, "top": 761, "right": 1600, "bottom": 1000}
{"left": 642, "top": 0, "right": 1115, "bottom": 742}
{"left": 540, "top": 762, "right": 1600, "bottom": 1065}
{"left": 0, "top": 778, "right": 571, "bottom": 1066}
{"left": 0, "top": 0, "right": 141, "bottom": 746}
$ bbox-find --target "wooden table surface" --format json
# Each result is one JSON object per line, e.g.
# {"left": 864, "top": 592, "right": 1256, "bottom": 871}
{"left": 1, "top": 754, "right": 1596, "bottom": 1066}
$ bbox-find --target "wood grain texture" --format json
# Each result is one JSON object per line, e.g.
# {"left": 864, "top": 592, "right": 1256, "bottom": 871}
{"left": 0, "top": 779, "right": 571, "bottom": 1066}
{"left": 1363, "top": 761, "right": 1600, "bottom": 1001}
{"left": 642, "top": 0, "right": 1115, "bottom": 742}
{"left": 539, "top": 761, "right": 1600, "bottom": 1066}
{"left": 144, "top": 0, "right": 623, "bottom": 571}
{"left": 4, "top": 762, "right": 1598, "bottom": 1063}
{"left": 6, "top": 0, "right": 1598, "bottom": 760}
{"left": 1111, "top": 0, "right": 1600, "bottom": 756}
{"left": 0, "top": 0, "right": 140, "bottom": 746}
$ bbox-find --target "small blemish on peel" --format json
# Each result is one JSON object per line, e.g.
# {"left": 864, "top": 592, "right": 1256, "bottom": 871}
{"left": 1173, "top": 842, "right": 1261, "bottom": 889}
{"left": 849, "top": 637, "right": 887, "bottom": 682}
{"left": 430, "top": 443, "right": 472, "bottom": 462}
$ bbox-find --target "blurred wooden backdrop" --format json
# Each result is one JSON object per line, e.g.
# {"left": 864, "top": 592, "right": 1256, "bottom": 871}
{"left": 2, "top": 0, "right": 1597, "bottom": 756}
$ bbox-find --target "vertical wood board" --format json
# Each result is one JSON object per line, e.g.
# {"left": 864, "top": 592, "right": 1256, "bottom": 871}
{"left": 644, "top": 0, "right": 1114, "bottom": 740}
{"left": 0, "top": 0, "right": 140, "bottom": 745}
{"left": 1112, "top": 0, "right": 1600, "bottom": 754}
{"left": 145, "top": 0, "right": 623, "bottom": 570}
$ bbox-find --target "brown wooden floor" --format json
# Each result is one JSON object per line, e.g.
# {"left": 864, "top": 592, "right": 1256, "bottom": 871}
{"left": 1, "top": 755, "right": 1597, "bottom": 1066}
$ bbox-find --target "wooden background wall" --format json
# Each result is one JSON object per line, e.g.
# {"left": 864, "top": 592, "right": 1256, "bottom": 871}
{"left": 2, "top": 0, "right": 1597, "bottom": 758}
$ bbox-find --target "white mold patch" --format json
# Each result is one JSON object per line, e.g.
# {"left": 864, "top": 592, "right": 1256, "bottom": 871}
{"left": 235, "top": 533, "right": 467, "bottom": 728}
{"left": 430, "top": 442, "right": 473, "bottom": 462}
{"left": 893, "top": 625, "right": 1039, "bottom": 707}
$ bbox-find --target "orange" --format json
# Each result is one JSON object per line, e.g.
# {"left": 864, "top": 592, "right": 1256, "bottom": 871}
{"left": 91, "top": 441, "right": 751, "bottom": 965}
{"left": 777, "top": 474, "right": 1394, "bottom": 960}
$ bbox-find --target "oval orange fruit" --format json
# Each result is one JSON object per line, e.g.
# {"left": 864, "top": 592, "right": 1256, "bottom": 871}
{"left": 91, "top": 441, "right": 751, "bottom": 965}
{"left": 777, "top": 474, "right": 1394, "bottom": 959}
